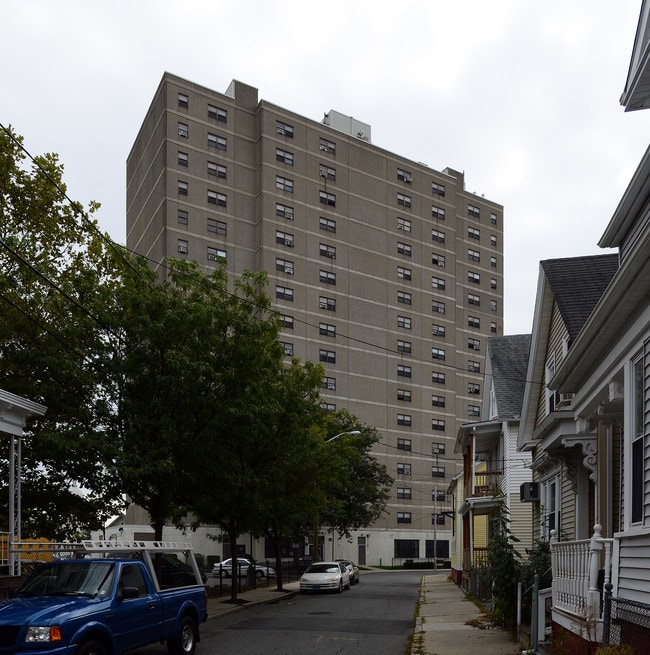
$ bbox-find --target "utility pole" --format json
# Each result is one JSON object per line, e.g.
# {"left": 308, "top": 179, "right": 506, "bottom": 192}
{"left": 433, "top": 447, "right": 440, "bottom": 570}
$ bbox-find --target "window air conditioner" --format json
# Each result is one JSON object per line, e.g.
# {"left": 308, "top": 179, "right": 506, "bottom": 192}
{"left": 556, "top": 392, "right": 574, "bottom": 409}
{"left": 320, "top": 144, "right": 328, "bottom": 151}
{"left": 520, "top": 482, "right": 540, "bottom": 503}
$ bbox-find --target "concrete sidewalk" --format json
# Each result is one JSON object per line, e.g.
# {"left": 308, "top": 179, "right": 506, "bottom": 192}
{"left": 414, "top": 574, "right": 520, "bottom": 655}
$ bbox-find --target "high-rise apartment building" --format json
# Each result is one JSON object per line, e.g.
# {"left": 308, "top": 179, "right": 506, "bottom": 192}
{"left": 126, "top": 73, "right": 504, "bottom": 565}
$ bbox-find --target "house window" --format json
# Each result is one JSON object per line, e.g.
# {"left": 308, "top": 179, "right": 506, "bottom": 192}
{"left": 431, "top": 348, "right": 445, "bottom": 361}
{"left": 468, "top": 227, "right": 480, "bottom": 240}
{"left": 545, "top": 355, "right": 556, "bottom": 414}
{"left": 432, "top": 253, "right": 445, "bottom": 267}
{"left": 468, "top": 404, "right": 480, "bottom": 417}
{"left": 319, "top": 191, "right": 336, "bottom": 206}
{"left": 276, "top": 148, "right": 294, "bottom": 165}
{"left": 432, "top": 324, "right": 445, "bottom": 337}
{"left": 207, "top": 133, "right": 227, "bottom": 150}
{"left": 177, "top": 239, "right": 188, "bottom": 254}
{"left": 208, "top": 162, "right": 227, "bottom": 179}
{"left": 322, "top": 376, "right": 336, "bottom": 391}
{"left": 431, "top": 395, "right": 445, "bottom": 408}
{"left": 397, "top": 217, "right": 412, "bottom": 232}
{"left": 281, "top": 342, "right": 293, "bottom": 356}
{"left": 319, "top": 296, "right": 336, "bottom": 311}
{"left": 431, "top": 229, "right": 445, "bottom": 243}
{"left": 207, "top": 218, "right": 227, "bottom": 235}
{"left": 208, "top": 104, "right": 227, "bottom": 122}
{"left": 468, "top": 338, "right": 480, "bottom": 351}
{"left": 468, "top": 204, "right": 480, "bottom": 219}
{"left": 432, "top": 466, "right": 445, "bottom": 478}
{"left": 280, "top": 314, "right": 294, "bottom": 329}
{"left": 397, "top": 487, "right": 412, "bottom": 499}
{"left": 207, "top": 247, "right": 226, "bottom": 262}
{"left": 431, "top": 276, "right": 445, "bottom": 290}
{"left": 397, "top": 291, "right": 412, "bottom": 305}
{"left": 468, "top": 248, "right": 480, "bottom": 262}
{"left": 177, "top": 92, "right": 189, "bottom": 108}
{"left": 468, "top": 382, "right": 481, "bottom": 395}
{"left": 397, "top": 242, "right": 412, "bottom": 257}
{"left": 541, "top": 477, "right": 560, "bottom": 539}
{"left": 178, "top": 151, "right": 188, "bottom": 167}
{"left": 319, "top": 323, "right": 336, "bottom": 338}
{"left": 468, "top": 316, "right": 480, "bottom": 329}
{"left": 397, "top": 437, "right": 412, "bottom": 449}
{"left": 397, "top": 365, "right": 412, "bottom": 378}
{"left": 432, "top": 301, "right": 445, "bottom": 314}
{"left": 431, "top": 419, "right": 445, "bottom": 431}
{"left": 397, "top": 168, "right": 412, "bottom": 183}
{"left": 320, "top": 217, "right": 336, "bottom": 232}
{"left": 468, "top": 294, "right": 480, "bottom": 306}
{"left": 319, "top": 138, "right": 335, "bottom": 153}
{"left": 432, "top": 182, "right": 445, "bottom": 197}
{"left": 276, "top": 176, "right": 294, "bottom": 192}
{"left": 276, "top": 120, "right": 294, "bottom": 137}
{"left": 319, "top": 349, "right": 336, "bottom": 364}
{"left": 397, "top": 266, "right": 412, "bottom": 281}
{"left": 276, "top": 286, "right": 294, "bottom": 301}
{"left": 431, "top": 206, "right": 445, "bottom": 221}
{"left": 397, "top": 463, "right": 411, "bottom": 475}
{"left": 397, "top": 193, "right": 412, "bottom": 208}
{"left": 276, "top": 203, "right": 294, "bottom": 220}
{"left": 397, "top": 389, "right": 412, "bottom": 402}
{"left": 468, "top": 271, "right": 480, "bottom": 284}
{"left": 177, "top": 180, "right": 188, "bottom": 196}
{"left": 432, "top": 443, "right": 445, "bottom": 456}
{"left": 397, "top": 340, "right": 411, "bottom": 354}
{"left": 177, "top": 209, "right": 188, "bottom": 225}
{"left": 276, "top": 230, "right": 294, "bottom": 247}
{"left": 397, "top": 512, "right": 412, "bottom": 524}
{"left": 320, "top": 243, "right": 336, "bottom": 259}
{"left": 207, "top": 190, "right": 227, "bottom": 207}
{"left": 397, "top": 316, "right": 412, "bottom": 329}
{"left": 468, "top": 360, "right": 480, "bottom": 373}
{"left": 319, "top": 270, "right": 336, "bottom": 285}
{"left": 319, "top": 164, "right": 336, "bottom": 180}
{"left": 178, "top": 122, "right": 188, "bottom": 138}
{"left": 276, "top": 258, "right": 294, "bottom": 275}
{"left": 632, "top": 356, "right": 645, "bottom": 523}
{"left": 397, "top": 413, "right": 412, "bottom": 427}
{"left": 432, "top": 371, "right": 446, "bottom": 385}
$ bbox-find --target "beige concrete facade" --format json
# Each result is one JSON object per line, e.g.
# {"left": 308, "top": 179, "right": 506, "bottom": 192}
{"left": 126, "top": 72, "right": 504, "bottom": 565}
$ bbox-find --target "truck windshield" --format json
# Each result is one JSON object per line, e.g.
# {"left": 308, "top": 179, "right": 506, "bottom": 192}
{"left": 17, "top": 562, "right": 115, "bottom": 598}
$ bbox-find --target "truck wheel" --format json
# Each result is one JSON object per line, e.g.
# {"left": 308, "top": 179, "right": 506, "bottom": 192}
{"left": 167, "top": 615, "right": 197, "bottom": 655}
{"left": 77, "top": 640, "right": 107, "bottom": 655}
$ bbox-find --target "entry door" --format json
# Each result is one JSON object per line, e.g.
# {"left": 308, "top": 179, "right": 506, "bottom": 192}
{"left": 357, "top": 537, "right": 366, "bottom": 565}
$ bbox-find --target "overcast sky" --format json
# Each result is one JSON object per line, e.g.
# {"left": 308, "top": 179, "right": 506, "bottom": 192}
{"left": 3, "top": 1, "right": 648, "bottom": 335}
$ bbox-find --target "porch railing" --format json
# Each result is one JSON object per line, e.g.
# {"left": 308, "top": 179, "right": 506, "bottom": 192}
{"left": 464, "top": 470, "right": 502, "bottom": 500}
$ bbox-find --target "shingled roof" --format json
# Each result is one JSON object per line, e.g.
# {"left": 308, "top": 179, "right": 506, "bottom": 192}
{"left": 541, "top": 254, "right": 619, "bottom": 343}
{"left": 487, "top": 334, "right": 531, "bottom": 420}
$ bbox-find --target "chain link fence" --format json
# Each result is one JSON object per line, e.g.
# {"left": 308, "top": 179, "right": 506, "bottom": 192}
{"left": 603, "top": 589, "right": 650, "bottom": 652}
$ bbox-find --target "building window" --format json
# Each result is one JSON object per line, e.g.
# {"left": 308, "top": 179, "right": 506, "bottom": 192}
{"left": 276, "top": 203, "right": 294, "bottom": 220}
{"left": 319, "top": 138, "right": 335, "bottom": 154}
{"left": 177, "top": 239, "right": 188, "bottom": 254}
{"left": 319, "top": 323, "right": 336, "bottom": 337}
{"left": 491, "top": 300, "right": 498, "bottom": 312}
{"left": 177, "top": 92, "right": 189, "bottom": 108}
{"left": 432, "top": 182, "right": 445, "bottom": 197}
{"left": 319, "top": 296, "right": 336, "bottom": 311}
{"left": 276, "top": 258, "right": 294, "bottom": 275}
{"left": 397, "top": 512, "right": 412, "bottom": 524}
{"left": 207, "top": 190, "right": 227, "bottom": 207}
{"left": 431, "top": 348, "right": 445, "bottom": 361}
{"left": 319, "top": 191, "right": 336, "bottom": 206}
{"left": 397, "top": 487, "right": 412, "bottom": 499}
{"left": 208, "top": 162, "right": 227, "bottom": 179}
{"left": 468, "top": 338, "right": 480, "bottom": 351}
{"left": 490, "top": 212, "right": 497, "bottom": 225}
{"left": 321, "top": 402, "right": 336, "bottom": 412}
{"left": 276, "top": 120, "right": 294, "bottom": 137}
{"left": 394, "top": 539, "right": 418, "bottom": 558}
{"left": 207, "top": 246, "right": 226, "bottom": 262}
{"left": 397, "top": 290, "right": 412, "bottom": 305}
{"left": 468, "top": 271, "right": 480, "bottom": 284}
{"left": 177, "top": 209, "right": 188, "bottom": 225}
{"left": 432, "top": 324, "right": 445, "bottom": 337}
{"left": 207, "top": 218, "right": 227, "bottom": 235}
{"left": 276, "top": 148, "right": 294, "bottom": 165}
{"left": 276, "top": 230, "right": 294, "bottom": 247}
{"left": 432, "top": 371, "right": 446, "bottom": 384}
{"left": 468, "top": 404, "right": 480, "bottom": 417}
{"left": 431, "top": 419, "right": 445, "bottom": 432}
{"left": 491, "top": 234, "right": 497, "bottom": 246}
{"left": 397, "top": 463, "right": 412, "bottom": 476}
{"left": 319, "top": 349, "right": 336, "bottom": 364}
{"left": 432, "top": 443, "right": 445, "bottom": 456}
{"left": 491, "top": 278, "right": 498, "bottom": 290}
{"left": 397, "top": 266, "right": 412, "bottom": 281}
{"left": 319, "top": 216, "right": 336, "bottom": 232}
{"left": 431, "top": 276, "right": 445, "bottom": 290}
{"left": 431, "top": 229, "right": 445, "bottom": 243}
{"left": 279, "top": 314, "right": 294, "bottom": 329}
{"left": 178, "top": 122, "right": 188, "bottom": 138}
{"left": 320, "top": 243, "right": 336, "bottom": 259}
{"left": 319, "top": 164, "right": 336, "bottom": 180}
{"left": 397, "top": 340, "right": 411, "bottom": 354}
{"left": 468, "top": 382, "right": 481, "bottom": 395}
{"left": 431, "top": 206, "right": 445, "bottom": 221}
{"left": 397, "top": 168, "right": 413, "bottom": 183}
{"left": 397, "top": 242, "right": 412, "bottom": 256}
{"left": 432, "top": 253, "right": 445, "bottom": 267}
{"left": 431, "top": 395, "right": 445, "bottom": 408}
{"left": 397, "top": 414, "right": 412, "bottom": 426}
{"left": 276, "top": 176, "right": 293, "bottom": 192}
{"left": 468, "top": 360, "right": 480, "bottom": 373}
{"left": 432, "top": 301, "right": 445, "bottom": 314}
{"left": 397, "top": 316, "right": 412, "bottom": 330}
{"left": 208, "top": 104, "right": 227, "bottom": 122}
{"left": 432, "top": 513, "right": 445, "bottom": 526}
{"left": 491, "top": 256, "right": 498, "bottom": 269}
{"left": 397, "top": 365, "right": 412, "bottom": 378}
{"left": 397, "top": 217, "right": 412, "bottom": 232}
{"left": 468, "top": 316, "right": 480, "bottom": 328}
{"left": 491, "top": 322, "right": 497, "bottom": 333}
{"left": 207, "top": 133, "right": 227, "bottom": 150}
{"left": 432, "top": 466, "right": 445, "bottom": 478}
{"left": 397, "top": 437, "right": 412, "bottom": 450}
{"left": 178, "top": 180, "right": 188, "bottom": 196}
{"left": 397, "top": 389, "right": 412, "bottom": 403}
{"left": 468, "top": 293, "right": 480, "bottom": 306}
{"left": 178, "top": 151, "right": 188, "bottom": 167}
{"left": 276, "top": 286, "right": 294, "bottom": 301}
{"left": 397, "top": 193, "right": 412, "bottom": 208}
{"left": 323, "top": 376, "right": 336, "bottom": 391}
{"left": 468, "top": 248, "right": 480, "bottom": 262}
{"left": 281, "top": 342, "right": 293, "bottom": 356}
{"left": 319, "top": 270, "right": 336, "bottom": 285}
{"left": 468, "top": 227, "right": 480, "bottom": 240}
{"left": 468, "top": 204, "right": 480, "bottom": 219}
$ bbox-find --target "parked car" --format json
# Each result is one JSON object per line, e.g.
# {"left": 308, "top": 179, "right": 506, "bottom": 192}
{"left": 337, "top": 559, "right": 360, "bottom": 584}
{"left": 212, "top": 557, "right": 275, "bottom": 578}
{"left": 300, "top": 561, "right": 351, "bottom": 593}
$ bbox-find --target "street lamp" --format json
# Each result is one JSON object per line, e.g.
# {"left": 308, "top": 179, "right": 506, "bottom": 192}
{"left": 313, "top": 430, "right": 361, "bottom": 562}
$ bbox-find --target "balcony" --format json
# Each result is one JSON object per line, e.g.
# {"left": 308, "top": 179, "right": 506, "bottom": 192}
{"left": 463, "top": 469, "right": 502, "bottom": 503}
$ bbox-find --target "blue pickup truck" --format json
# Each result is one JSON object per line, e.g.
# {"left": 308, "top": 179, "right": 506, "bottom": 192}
{"left": 0, "top": 541, "right": 208, "bottom": 655}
